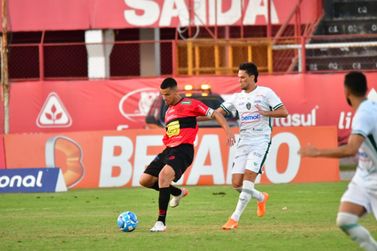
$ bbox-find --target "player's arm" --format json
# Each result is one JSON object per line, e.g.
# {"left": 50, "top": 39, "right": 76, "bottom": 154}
{"left": 256, "top": 104, "right": 288, "bottom": 118}
{"left": 210, "top": 110, "right": 236, "bottom": 146}
{"left": 298, "top": 134, "right": 364, "bottom": 158}
{"left": 197, "top": 107, "right": 226, "bottom": 121}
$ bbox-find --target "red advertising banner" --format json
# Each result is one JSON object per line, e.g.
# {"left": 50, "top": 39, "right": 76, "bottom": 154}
{"left": 3, "top": 0, "right": 320, "bottom": 31}
{"left": 4, "top": 127, "right": 339, "bottom": 189}
{"left": 8, "top": 73, "right": 377, "bottom": 144}
{"left": 0, "top": 136, "right": 5, "bottom": 169}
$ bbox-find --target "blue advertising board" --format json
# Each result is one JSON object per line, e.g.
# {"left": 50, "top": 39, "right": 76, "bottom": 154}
{"left": 0, "top": 168, "right": 67, "bottom": 193}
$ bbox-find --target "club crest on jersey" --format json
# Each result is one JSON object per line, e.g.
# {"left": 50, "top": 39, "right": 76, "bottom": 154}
{"left": 246, "top": 102, "right": 252, "bottom": 110}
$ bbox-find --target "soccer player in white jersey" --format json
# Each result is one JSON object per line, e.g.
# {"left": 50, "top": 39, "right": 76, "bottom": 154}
{"left": 220, "top": 62, "right": 288, "bottom": 230}
{"left": 299, "top": 71, "right": 377, "bottom": 251}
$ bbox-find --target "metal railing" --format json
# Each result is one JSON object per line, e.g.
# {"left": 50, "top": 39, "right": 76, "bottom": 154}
{"left": 4, "top": 34, "right": 377, "bottom": 81}
{"left": 273, "top": 34, "right": 377, "bottom": 73}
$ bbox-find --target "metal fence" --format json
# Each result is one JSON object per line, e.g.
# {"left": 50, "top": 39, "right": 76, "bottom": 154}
{"left": 2, "top": 34, "right": 377, "bottom": 81}
{"left": 273, "top": 34, "right": 377, "bottom": 73}
{"left": 5, "top": 40, "right": 176, "bottom": 81}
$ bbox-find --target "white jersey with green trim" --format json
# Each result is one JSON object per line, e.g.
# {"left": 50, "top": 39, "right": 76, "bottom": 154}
{"left": 220, "top": 86, "right": 283, "bottom": 141}
{"left": 351, "top": 99, "right": 377, "bottom": 191}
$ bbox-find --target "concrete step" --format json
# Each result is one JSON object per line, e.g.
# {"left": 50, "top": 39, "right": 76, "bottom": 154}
{"left": 306, "top": 47, "right": 377, "bottom": 57}
{"left": 317, "top": 19, "right": 377, "bottom": 35}
{"left": 306, "top": 55, "right": 377, "bottom": 71}
{"left": 332, "top": 0, "right": 377, "bottom": 19}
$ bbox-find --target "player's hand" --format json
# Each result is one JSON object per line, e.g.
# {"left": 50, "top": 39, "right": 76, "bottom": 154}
{"left": 226, "top": 130, "right": 236, "bottom": 146}
{"left": 256, "top": 105, "right": 268, "bottom": 116}
{"left": 298, "top": 144, "right": 320, "bottom": 157}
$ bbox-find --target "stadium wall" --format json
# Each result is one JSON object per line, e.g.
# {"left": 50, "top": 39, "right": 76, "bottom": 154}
{"left": 1, "top": 72, "right": 375, "bottom": 187}
{"left": 6, "top": 72, "right": 377, "bottom": 143}
{"left": 1, "top": 0, "right": 320, "bottom": 31}
{"left": 3, "top": 127, "right": 338, "bottom": 189}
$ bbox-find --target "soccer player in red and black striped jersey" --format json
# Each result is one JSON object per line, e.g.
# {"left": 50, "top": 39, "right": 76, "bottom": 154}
{"left": 139, "top": 77, "right": 235, "bottom": 232}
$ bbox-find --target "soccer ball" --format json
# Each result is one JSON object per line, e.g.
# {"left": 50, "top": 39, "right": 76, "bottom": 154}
{"left": 117, "top": 211, "right": 138, "bottom": 232}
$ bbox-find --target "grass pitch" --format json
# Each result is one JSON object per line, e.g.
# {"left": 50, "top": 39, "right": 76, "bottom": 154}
{"left": 1, "top": 182, "right": 376, "bottom": 251}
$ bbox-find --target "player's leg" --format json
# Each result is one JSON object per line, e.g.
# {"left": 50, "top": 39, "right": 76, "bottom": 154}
{"left": 223, "top": 143, "right": 270, "bottom": 230}
{"left": 222, "top": 151, "right": 246, "bottom": 230}
{"left": 336, "top": 202, "right": 377, "bottom": 251}
{"left": 230, "top": 170, "right": 262, "bottom": 220}
{"left": 139, "top": 173, "right": 158, "bottom": 188}
{"left": 139, "top": 151, "right": 182, "bottom": 196}
{"left": 150, "top": 164, "right": 176, "bottom": 232}
{"left": 223, "top": 171, "right": 259, "bottom": 230}
{"left": 139, "top": 174, "right": 182, "bottom": 195}
{"left": 167, "top": 144, "right": 193, "bottom": 208}
{"left": 232, "top": 143, "right": 270, "bottom": 219}
{"left": 151, "top": 144, "right": 194, "bottom": 232}
{"left": 336, "top": 183, "right": 377, "bottom": 250}
{"left": 232, "top": 173, "right": 244, "bottom": 193}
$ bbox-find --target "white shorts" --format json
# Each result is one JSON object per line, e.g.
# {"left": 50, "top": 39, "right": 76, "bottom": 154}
{"left": 341, "top": 181, "right": 377, "bottom": 219}
{"left": 231, "top": 140, "right": 271, "bottom": 175}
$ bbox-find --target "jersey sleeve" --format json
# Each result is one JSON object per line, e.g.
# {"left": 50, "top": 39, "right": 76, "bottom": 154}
{"left": 192, "top": 99, "right": 214, "bottom": 118}
{"left": 220, "top": 93, "right": 237, "bottom": 116}
{"left": 352, "top": 107, "right": 373, "bottom": 138}
{"left": 266, "top": 88, "right": 284, "bottom": 110}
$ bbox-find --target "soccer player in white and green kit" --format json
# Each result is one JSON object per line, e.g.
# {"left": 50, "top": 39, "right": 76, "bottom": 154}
{"left": 218, "top": 62, "right": 289, "bottom": 230}
{"left": 299, "top": 71, "right": 377, "bottom": 251}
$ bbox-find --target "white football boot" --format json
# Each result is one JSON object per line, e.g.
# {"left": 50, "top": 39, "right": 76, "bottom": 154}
{"left": 150, "top": 221, "right": 166, "bottom": 232}
{"left": 169, "top": 188, "right": 189, "bottom": 208}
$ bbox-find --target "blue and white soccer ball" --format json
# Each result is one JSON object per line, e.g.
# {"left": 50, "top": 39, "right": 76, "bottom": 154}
{"left": 117, "top": 211, "right": 138, "bottom": 232}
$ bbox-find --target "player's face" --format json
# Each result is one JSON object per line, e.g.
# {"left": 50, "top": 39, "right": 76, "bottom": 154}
{"left": 160, "top": 87, "right": 178, "bottom": 106}
{"left": 238, "top": 70, "right": 255, "bottom": 91}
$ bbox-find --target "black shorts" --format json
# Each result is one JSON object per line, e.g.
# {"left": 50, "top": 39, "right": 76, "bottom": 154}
{"left": 144, "top": 144, "right": 194, "bottom": 182}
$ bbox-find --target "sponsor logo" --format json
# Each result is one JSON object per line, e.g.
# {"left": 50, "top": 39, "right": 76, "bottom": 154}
{"left": 37, "top": 92, "right": 72, "bottom": 128}
{"left": 45, "top": 136, "right": 84, "bottom": 189}
{"left": 0, "top": 168, "right": 67, "bottom": 193}
{"left": 338, "top": 111, "right": 352, "bottom": 129}
{"left": 240, "top": 112, "right": 261, "bottom": 123}
{"left": 119, "top": 88, "right": 159, "bottom": 122}
{"left": 274, "top": 106, "right": 318, "bottom": 127}
{"left": 0, "top": 171, "right": 43, "bottom": 188}
{"left": 123, "top": 0, "right": 279, "bottom": 26}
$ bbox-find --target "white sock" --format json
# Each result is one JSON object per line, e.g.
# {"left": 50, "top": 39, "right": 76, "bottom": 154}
{"left": 231, "top": 183, "right": 251, "bottom": 221}
{"left": 337, "top": 212, "right": 377, "bottom": 251}
{"left": 251, "top": 186, "right": 264, "bottom": 202}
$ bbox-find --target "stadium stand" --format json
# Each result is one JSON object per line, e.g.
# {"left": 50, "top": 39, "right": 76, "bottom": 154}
{"left": 307, "top": 0, "right": 377, "bottom": 71}
{"left": 3, "top": 0, "right": 324, "bottom": 80}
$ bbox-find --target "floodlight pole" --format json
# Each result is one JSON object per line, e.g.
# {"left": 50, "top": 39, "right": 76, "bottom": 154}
{"left": 1, "top": 0, "right": 9, "bottom": 134}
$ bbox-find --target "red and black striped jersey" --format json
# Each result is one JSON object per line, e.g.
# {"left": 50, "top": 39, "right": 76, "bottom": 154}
{"left": 163, "top": 98, "right": 213, "bottom": 147}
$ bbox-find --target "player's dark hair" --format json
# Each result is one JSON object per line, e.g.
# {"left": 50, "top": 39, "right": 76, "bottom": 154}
{"left": 344, "top": 71, "right": 367, "bottom": 97}
{"left": 239, "top": 62, "right": 258, "bottom": 83}
{"left": 160, "top": 77, "right": 177, "bottom": 89}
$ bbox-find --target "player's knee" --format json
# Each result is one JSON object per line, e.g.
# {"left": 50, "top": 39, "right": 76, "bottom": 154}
{"left": 139, "top": 174, "right": 151, "bottom": 187}
{"left": 139, "top": 178, "right": 147, "bottom": 187}
{"left": 158, "top": 170, "right": 174, "bottom": 186}
{"left": 336, "top": 212, "right": 358, "bottom": 232}
{"left": 232, "top": 181, "right": 242, "bottom": 191}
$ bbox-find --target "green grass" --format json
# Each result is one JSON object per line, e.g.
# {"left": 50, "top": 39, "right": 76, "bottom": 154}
{"left": 339, "top": 163, "right": 357, "bottom": 171}
{"left": 1, "top": 182, "right": 376, "bottom": 251}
